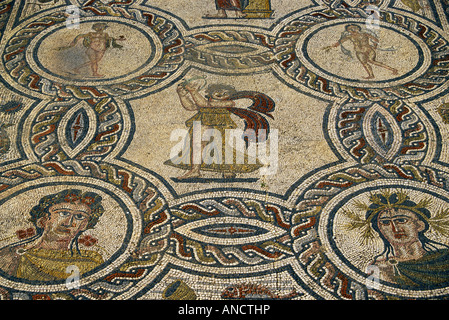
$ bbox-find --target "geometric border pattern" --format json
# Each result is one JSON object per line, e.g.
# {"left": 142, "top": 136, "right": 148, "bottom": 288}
{"left": 0, "top": 0, "right": 449, "bottom": 300}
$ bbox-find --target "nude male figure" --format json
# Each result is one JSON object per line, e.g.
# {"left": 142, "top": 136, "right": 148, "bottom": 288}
{"left": 325, "top": 24, "right": 398, "bottom": 79}
{"left": 60, "top": 22, "right": 125, "bottom": 78}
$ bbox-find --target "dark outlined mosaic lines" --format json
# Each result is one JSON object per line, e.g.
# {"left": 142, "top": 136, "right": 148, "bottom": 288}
{"left": 0, "top": 0, "right": 448, "bottom": 300}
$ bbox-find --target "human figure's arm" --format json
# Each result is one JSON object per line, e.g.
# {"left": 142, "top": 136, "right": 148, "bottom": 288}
{"left": 70, "top": 33, "right": 88, "bottom": 47}
{"left": 177, "top": 85, "right": 199, "bottom": 111}
{"left": 184, "top": 82, "right": 236, "bottom": 108}
{"left": 184, "top": 83, "right": 209, "bottom": 108}
{"left": 323, "top": 35, "right": 350, "bottom": 50}
{"left": 108, "top": 34, "right": 126, "bottom": 49}
{"left": 55, "top": 33, "right": 87, "bottom": 51}
{"left": 332, "top": 35, "right": 350, "bottom": 47}
{"left": 367, "top": 34, "right": 379, "bottom": 49}
{"left": 207, "top": 98, "right": 235, "bottom": 108}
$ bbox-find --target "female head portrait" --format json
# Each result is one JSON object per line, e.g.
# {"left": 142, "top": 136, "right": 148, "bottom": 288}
{"left": 0, "top": 189, "right": 105, "bottom": 282}
{"left": 340, "top": 190, "right": 449, "bottom": 288}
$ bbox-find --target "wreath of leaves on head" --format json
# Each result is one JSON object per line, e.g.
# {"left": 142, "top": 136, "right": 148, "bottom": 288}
{"left": 29, "top": 189, "right": 104, "bottom": 230}
{"left": 341, "top": 190, "right": 449, "bottom": 244}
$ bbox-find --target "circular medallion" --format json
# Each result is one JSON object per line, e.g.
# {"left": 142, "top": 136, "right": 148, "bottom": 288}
{"left": 30, "top": 19, "right": 160, "bottom": 86}
{"left": 274, "top": 10, "right": 449, "bottom": 101}
{"left": 2, "top": 9, "right": 185, "bottom": 99}
{"left": 0, "top": 161, "right": 172, "bottom": 298}
{"left": 298, "top": 20, "right": 430, "bottom": 88}
{"left": 0, "top": 178, "right": 141, "bottom": 292}
{"left": 320, "top": 181, "right": 449, "bottom": 297}
{"left": 290, "top": 163, "right": 449, "bottom": 299}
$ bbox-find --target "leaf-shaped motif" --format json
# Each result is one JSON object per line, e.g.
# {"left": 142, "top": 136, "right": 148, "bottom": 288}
{"left": 57, "top": 101, "right": 97, "bottom": 158}
{"left": 363, "top": 104, "right": 402, "bottom": 161}
{"left": 175, "top": 217, "right": 287, "bottom": 246}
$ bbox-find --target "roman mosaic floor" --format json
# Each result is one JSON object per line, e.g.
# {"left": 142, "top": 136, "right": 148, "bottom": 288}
{"left": 0, "top": 0, "right": 448, "bottom": 301}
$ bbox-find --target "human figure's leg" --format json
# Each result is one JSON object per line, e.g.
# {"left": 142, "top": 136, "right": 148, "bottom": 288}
{"left": 205, "top": 0, "right": 246, "bottom": 18}
{"left": 366, "top": 49, "right": 398, "bottom": 75}
{"left": 178, "top": 126, "right": 211, "bottom": 179}
{"left": 234, "top": 9, "right": 246, "bottom": 17}
{"left": 356, "top": 51, "right": 375, "bottom": 79}
{"left": 86, "top": 49, "right": 105, "bottom": 77}
{"left": 368, "top": 59, "right": 399, "bottom": 75}
{"left": 205, "top": 8, "right": 227, "bottom": 17}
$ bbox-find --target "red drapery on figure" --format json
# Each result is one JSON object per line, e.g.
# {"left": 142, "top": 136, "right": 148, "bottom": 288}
{"left": 227, "top": 91, "right": 275, "bottom": 146}
{"left": 216, "top": 0, "right": 249, "bottom": 10}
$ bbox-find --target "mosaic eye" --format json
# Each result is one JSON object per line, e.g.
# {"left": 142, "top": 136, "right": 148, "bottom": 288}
{"left": 175, "top": 217, "right": 287, "bottom": 246}
{"left": 56, "top": 101, "right": 97, "bottom": 159}
{"left": 58, "top": 211, "right": 71, "bottom": 218}
{"left": 73, "top": 213, "right": 86, "bottom": 221}
{"left": 394, "top": 218, "right": 409, "bottom": 224}
{"left": 362, "top": 105, "right": 403, "bottom": 162}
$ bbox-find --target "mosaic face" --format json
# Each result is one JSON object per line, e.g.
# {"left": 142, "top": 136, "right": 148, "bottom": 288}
{"left": 41, "top": 202, "right": 92, "bottom": 243}
{"left": 376, "top": 209, "right": 425, "bottom": 246}
{"left": 0, "top": 0, "right": 448, "bottom": 301}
